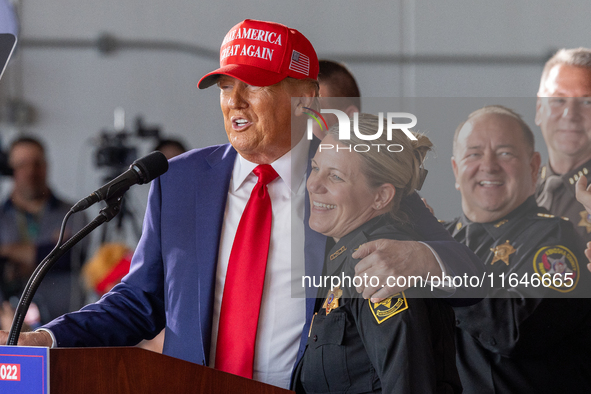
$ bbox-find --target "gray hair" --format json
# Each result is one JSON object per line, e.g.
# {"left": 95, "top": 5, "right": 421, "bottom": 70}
{"left": 540, "top": 47, "right": 591, "bottom": 90}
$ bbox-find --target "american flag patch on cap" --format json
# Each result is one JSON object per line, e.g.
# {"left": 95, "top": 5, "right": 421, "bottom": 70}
{"left": 289, "top": 50, "right": 310, "bottom": 76}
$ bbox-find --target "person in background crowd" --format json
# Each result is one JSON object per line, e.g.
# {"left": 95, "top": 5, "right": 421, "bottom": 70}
{"left": 535, "top": 48, "right": 591, "bottom": 240}
{"left": 446, "top": 105, "right": 591, "bottom": 393}
{"left": 310, "top": 60, "right": 361, "bottom": 139}
{"left": 154, "top": 138, "right": 188, "bottom": 160}
{"left": 0, "top": 136, "right": 89, "bottom": 323}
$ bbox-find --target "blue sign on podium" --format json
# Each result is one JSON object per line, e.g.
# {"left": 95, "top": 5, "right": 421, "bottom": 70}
{"left": 0, "top": 346, "right": 50, "bottom": 394}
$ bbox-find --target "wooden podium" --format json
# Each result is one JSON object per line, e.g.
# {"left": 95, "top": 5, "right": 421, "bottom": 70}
{"left": 49, "top": 347, "right": 293, "bottom": 394}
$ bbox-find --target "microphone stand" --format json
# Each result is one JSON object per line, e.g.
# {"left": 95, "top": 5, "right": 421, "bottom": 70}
{"left": 6, "top": 196, "right": 124, "bottom": 346}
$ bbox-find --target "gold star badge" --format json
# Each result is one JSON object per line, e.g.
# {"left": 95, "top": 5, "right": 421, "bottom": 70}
{"left": 490, "top": 240, "right": 516, "bottom": 266}
{"left": 322, "top": 286, "right": 343, "bottom": 315}
{"left": 578, "top": 210, "right": 591, "bottom": 234}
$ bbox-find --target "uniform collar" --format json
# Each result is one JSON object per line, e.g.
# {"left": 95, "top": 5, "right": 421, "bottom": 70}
{"left": 456, "top": 195, "right": 539, "bottom": 241}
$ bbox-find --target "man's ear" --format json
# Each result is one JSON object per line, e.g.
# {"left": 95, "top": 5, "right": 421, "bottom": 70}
{"left": 451, "top": 156, "right": 460, "bottom": 190}
{"left": 530, "top": 151, "right": 542, "bottom": 184}
{"left": 294, "top": 97, "right": 305, "bottom": 116}
{"left": 294, "top": 95, "right": 316, "bottom": 117}
{"left": 374, "top": 183, "right": 396, "bottom": 210}
{"left": 535, "top": 96, "right": 543, "bottom": 126}
{"left": 344, "top": 105, "right": 360, "bottom": 119}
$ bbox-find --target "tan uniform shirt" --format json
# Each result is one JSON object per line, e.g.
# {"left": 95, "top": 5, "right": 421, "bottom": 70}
{"left": 535, "top": 158, "right": 591, "bottom": 241}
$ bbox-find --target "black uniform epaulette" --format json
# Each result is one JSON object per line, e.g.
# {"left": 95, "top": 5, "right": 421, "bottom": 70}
{"left": 536, "top": 212, "right": 555, "bottom": 218}
{"left": 534, "top": 212, "right": 569, "bottom": 221}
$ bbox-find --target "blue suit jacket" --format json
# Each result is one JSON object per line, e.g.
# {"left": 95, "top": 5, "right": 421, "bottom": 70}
{"left": 44, "top": 142, "right": 485, "bottom": 370}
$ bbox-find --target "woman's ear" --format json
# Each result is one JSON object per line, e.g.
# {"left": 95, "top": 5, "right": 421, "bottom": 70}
{"left": 374, "top": 183, "right": 396, "bottom": 210}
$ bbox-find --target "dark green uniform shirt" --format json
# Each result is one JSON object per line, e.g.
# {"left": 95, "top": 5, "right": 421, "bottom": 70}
{"left": 536, "top": 158, "right": 591, "bottom": 241}
{"left": 445, "top": 196, "right": 591, "bottom": 394}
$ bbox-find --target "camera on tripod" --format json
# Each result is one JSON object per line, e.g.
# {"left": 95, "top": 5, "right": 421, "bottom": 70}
{"left": 92, "top": 112, "right": 162, "bottom": 244}
{"left": 94, "top": 115, "right": 161, "bottom": 172}
{"left": 95, "top": 132, "right": 137, "bottom": 170}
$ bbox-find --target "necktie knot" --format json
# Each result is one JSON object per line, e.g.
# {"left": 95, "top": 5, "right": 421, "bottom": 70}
{"left": 537, "top": 174, "right": 563, "bottom": 209}
{"left": 253, "top": 164, "right": 279, "bottom": 186}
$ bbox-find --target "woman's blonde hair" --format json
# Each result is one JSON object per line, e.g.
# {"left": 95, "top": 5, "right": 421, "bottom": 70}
{"left": 326, "top": 113, "right": 432, "bottom": 222}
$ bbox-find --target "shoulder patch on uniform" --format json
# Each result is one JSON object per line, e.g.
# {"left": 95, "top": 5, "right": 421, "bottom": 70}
{"left": 369, "top": 292, "right": 408, "bottom": 324}
{"left": 533, "top": 245, "right": 579, "bottom": 293}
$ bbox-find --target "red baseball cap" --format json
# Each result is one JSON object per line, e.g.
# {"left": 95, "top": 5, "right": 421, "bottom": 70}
{"left": 198, "top": 19, "right": 319, "bottom": 89}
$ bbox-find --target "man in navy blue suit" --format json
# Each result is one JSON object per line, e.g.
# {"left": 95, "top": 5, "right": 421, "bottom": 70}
{"left": 2, "top": 19, "right": 484, "bottom": 389}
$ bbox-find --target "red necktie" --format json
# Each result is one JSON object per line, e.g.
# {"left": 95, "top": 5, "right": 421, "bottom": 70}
{"left": 215, "top": 164, "right": 279, "bottom": 378}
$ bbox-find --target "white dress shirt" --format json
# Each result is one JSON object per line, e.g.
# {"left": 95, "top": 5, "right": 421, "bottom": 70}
{"left": 209, "top": 135, "right": 310, "bottom": 389}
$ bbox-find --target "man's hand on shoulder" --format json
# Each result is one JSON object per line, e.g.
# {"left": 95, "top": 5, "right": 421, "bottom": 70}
{"left": 576, "top": 179, "right": 591, "bottom": 273}
{"left": 352, "top": 239, "right": 442, "bottom": 302}
{"left": 0, "top": 330, "right": 52, "bottom": 347}
{"left": 585, "top": 242, "right": 591, "bottom": 274}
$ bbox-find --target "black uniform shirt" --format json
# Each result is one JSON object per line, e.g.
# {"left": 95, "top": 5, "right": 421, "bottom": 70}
{"left": 535, "top": 158, "right": 591, "bottom": 242}
{"left": 294, "top": 215, "right": 461, "bottom": 394}
{"left": 445, "top": 196, "right": 591, "bottom": 394}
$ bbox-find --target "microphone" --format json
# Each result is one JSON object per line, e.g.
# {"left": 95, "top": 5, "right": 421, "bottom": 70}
{"left": 72, "top": 151, "right": 168, "bottom": 213}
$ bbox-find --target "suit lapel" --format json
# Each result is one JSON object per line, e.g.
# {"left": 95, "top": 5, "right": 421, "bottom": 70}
{"left": 304, "top": 137, "right": 326, "bottom": 300}
{"left": 194, "top": 144, "right": 236, "bottom": 364}
{"left": 297, "top": 137, "right": 327, "bottom": 365}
